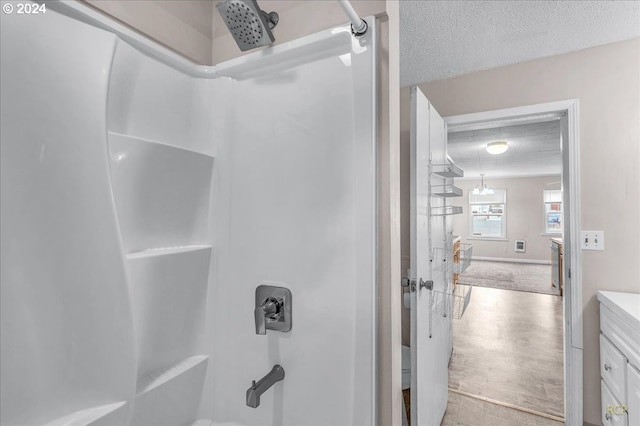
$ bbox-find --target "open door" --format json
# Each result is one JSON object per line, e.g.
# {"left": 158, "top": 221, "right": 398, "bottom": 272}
{"left": 409, "top": 87, "right": 453, "bottom": 425}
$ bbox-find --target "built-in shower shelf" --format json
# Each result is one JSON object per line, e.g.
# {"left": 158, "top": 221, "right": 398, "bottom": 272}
{"left": 43, "top": 401, "right": 127, "bottom": 426}
{"left": 136, "top": 355, "right": 208, "bottom": 394}
{"left": 108, "top": 131, "right": 214, "bottom": 253}
{"left": 130, "top": 355, "right": 208, "bottom": 425}
{"left": 126, "top": 246, "right": 210, "bottom": 382}
{"left": 108, "top": 131, "right": 215, "bottom": 160}
{"left": 127, "top": 245, "right": 212, "bottom": 260}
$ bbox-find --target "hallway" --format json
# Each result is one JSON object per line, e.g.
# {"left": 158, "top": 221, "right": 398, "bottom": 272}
{"left": 446, "top": 286, "right": 564, "bottom": 422}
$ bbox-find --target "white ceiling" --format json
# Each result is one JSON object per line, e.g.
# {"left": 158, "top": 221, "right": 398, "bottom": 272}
{"left": 400, "top": 0, "right": 640, "bottom": 87}
{"left": 447, "top": 120, "right": 562, "bottom": 179}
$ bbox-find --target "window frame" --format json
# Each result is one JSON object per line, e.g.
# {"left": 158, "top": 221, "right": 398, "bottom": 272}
{"left": 468, "top": 189, "right": 507, "bottom": 240}
{"left": 543, "top": 189, "right": 563, "bottom": 235}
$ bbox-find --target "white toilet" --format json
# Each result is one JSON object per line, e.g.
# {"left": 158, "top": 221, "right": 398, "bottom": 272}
{"left": 401, "top": 345, "right": 411, "bottom": 426}
{"left": 402, "top": 345, "right": 411, "bottom": 390}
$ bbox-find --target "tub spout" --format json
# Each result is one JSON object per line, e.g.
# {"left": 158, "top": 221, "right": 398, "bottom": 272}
{"left": 246, "top": 364, "right": 285, "bottom": 408}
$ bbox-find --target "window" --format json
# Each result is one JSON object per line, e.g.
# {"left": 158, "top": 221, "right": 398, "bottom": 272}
{"left": 544, "top": 189, "right": 562, "bottom": 234}
{"left": 469, "top": 189, "right": 506, "bottom": 239}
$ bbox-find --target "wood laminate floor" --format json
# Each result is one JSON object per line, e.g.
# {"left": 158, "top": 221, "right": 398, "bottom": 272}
{"left": 441, "top": 390, "right": 564, "bottom": 426}
{"left": 448, "top": 286, "right": 564, "bottom": 420}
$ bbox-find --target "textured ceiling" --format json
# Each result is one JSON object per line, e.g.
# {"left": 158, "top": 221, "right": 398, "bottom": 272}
{"left": 448, "top": 120, "right": 562, "bottom": 179}
{"left": 400, "top": 0, "right": 640, "bottom": 87}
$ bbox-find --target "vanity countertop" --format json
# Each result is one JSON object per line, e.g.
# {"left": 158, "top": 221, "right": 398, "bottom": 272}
{"left": 597, "top": 290, "right": 640, "bottom": 330}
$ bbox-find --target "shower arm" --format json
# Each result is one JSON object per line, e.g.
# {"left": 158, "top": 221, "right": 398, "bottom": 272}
{"left": 337, "top": 0, "right": 368, "bottom": 36}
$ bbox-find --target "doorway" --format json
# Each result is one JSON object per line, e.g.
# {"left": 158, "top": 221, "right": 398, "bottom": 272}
{"left": 443, "top": 100, "right": 582, "bottom": 425}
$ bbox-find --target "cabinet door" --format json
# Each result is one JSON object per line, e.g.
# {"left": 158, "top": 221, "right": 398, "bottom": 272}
{"left": 601, "top": 334, "right": 628, "bottom": 400}
{"left": 602, "top": 380, "right": 628, "bottom": 426}
{"left": 629, "top": 363, "right": 640, "bottom": 426}
{"left": 551, "top": 242, "right": 559, "bottom": 287}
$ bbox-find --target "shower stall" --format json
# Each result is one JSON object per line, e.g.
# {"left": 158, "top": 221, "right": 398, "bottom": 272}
{"left": 0, "top": 2, "right": 377, "bottom": 425}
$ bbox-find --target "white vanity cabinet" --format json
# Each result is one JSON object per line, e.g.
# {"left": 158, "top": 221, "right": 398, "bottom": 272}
{"left": 628, "top": 363, "right": 640, "bottom": 426}
{"left": 597, "top": 291, "right": 640, "bottom": 426}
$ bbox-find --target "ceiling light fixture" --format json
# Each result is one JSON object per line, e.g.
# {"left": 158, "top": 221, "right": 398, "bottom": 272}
{"left": 472, "top": 173, "right": 494, "bottom": 195}
{"left": 486, "top": 140, "right": 509, "bottom": 155}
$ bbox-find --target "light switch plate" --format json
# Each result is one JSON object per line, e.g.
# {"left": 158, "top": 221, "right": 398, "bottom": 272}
{"left": 581, "top": 231, "right": 604, "bottom": 251}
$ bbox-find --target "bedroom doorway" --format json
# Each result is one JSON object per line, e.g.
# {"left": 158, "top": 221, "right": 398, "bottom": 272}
{"left": 441, "top": 100, "right": 582, "bottom": 425}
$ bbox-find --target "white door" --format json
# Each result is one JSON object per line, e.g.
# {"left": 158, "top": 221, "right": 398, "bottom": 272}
{"left": 409, "top": 86, "right": 451, "bottom": 425}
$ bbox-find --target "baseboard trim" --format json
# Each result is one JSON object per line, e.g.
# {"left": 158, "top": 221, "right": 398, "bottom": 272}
{"left": 472, "top": 256, "right": 551, "bottom": 265}
{"left": 448, "top": 388, "right": 565, "bottom": 423}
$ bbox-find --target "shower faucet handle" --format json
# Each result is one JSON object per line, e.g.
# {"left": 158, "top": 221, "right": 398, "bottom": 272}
{"left": 254, "top": 285, "right": 292, "bottom": 335}
{"left": 254, "top": 297, "right": 281, "bottom": 335}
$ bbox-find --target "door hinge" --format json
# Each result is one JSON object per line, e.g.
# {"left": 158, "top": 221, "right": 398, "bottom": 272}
{"left": 568, "top": 268, "right": 571, "bottom": 279}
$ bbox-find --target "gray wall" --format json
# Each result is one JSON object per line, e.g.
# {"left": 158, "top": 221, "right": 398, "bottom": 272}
{"left": 451, "top": 176, "right": 562, "bottom": 262}
{"left": 84, "top": 0, "right": 214, "bottom": 64}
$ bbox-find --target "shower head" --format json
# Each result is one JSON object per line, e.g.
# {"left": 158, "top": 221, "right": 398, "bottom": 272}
{"left": 216, "top": 0, "right": 279, "bottom": 52}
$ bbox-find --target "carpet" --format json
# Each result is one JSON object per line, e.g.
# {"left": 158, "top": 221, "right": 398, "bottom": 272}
{"left": 457, "top": 260, "right": 559, "bottom": 296}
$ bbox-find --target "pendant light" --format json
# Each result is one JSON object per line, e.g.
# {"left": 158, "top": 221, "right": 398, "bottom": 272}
{"left": 472, "top": 174, "right": 494, "bottom": 195}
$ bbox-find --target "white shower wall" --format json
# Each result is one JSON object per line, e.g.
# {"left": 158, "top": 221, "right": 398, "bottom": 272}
{"left": 205, "top": 30, "right": 377, "bottom": 425}
{"left": 0, "top": 8, "right": 135, "bottom": 425}
{"left": 105, "top": 38, "right": 217, "bottom": 426}
{"left": 0, "top": 3, "right": 376, "bottom": 425}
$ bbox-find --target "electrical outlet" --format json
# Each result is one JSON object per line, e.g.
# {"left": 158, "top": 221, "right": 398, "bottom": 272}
{"left": 581, "top": 231, "right": 604, "bottom": 251}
